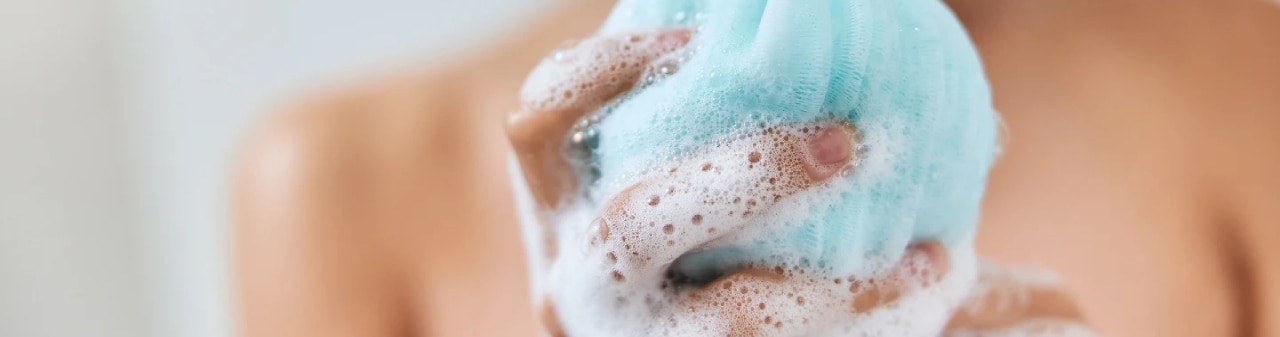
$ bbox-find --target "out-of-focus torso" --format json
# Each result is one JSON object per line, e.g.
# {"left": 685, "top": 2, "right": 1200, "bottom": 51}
{"left": 237, "top": 1, "right": 1280, "bottom": 336}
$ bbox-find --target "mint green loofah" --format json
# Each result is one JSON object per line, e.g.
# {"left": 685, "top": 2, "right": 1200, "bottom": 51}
{"left": 591, "top": 0, "right": 998, "bottom": 276}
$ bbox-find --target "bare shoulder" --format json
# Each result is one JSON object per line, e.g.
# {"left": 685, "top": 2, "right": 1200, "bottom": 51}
{"left": 243, "top": 69, "right": 469, "bottom": 167}
{"left": 235, "top": 65, "right": 495, "bottom": 208}
{"left": 232, "top": 62, "right": 513, "bottom": 261}
{"left": 232, "top": 67, "right": 487, "bottom": 336}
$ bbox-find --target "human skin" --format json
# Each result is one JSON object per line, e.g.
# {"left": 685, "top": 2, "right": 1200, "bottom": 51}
{"left": 509, "top": 28, "right": 1078, "bottom": 336}
{"left": 235, "top": 0, "right": 1280, "bottom": 336}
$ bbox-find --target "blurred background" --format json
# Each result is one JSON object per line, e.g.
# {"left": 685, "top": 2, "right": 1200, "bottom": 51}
{"left": 1, "top": 0, "right": 553, "bottom": 336}
{"left": 5, "top": 1, "right": 1280, "bottom": 337}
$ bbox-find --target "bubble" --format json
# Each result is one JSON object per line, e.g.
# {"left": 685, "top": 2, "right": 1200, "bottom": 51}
{"left": 591, "top": 218, "right": 609, "bottom": 243}
{"left": 838, "top": 166, "right": 855, "bottom": 177}
{"left": 673, "top": 11, "right": 687, "bottom": 22}
{"left": 657, "top": 61, "right": 678, "bottom": 76}
{"left": 524, "top": 0, "right": 994, "bottom": 334}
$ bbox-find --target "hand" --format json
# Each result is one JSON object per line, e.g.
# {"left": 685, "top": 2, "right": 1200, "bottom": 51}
{"left": 508, "top": 30, "right": 1091, "bottom": 337}
{"left": 944, "top": 263, "right": 1092, "bottom": 336}
{"left": 507, "top": 29, "right": 693, "bottom": 210}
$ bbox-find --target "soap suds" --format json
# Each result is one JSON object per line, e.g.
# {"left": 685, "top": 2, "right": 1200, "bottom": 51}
{"left": 514, "top": 0, "right": 1000, "bottom": 335}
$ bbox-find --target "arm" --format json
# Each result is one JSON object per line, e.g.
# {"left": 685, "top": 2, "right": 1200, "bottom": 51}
{"left": 234, "top": 103, "right": 414, "bottom": 337}
{"left": 1237, "top": 196, "right": 1280, "bottom": 337}
{"left": 1222, "top": 122, "right": 1280, "bottom": 337}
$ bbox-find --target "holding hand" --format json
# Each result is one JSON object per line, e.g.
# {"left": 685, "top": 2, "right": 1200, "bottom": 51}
{"left": 508, "top": 30, "right": 1091, "bottom": 337}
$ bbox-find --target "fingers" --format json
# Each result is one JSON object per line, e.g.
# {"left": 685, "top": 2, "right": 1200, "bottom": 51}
{"left": 538, "top": 295, "right": 567, "bottom": 337}
{"left": 593, "top": 123, "right": 860, "bottom": 276}
{"left": 848, "top": 242, "right": 950, "bottom": 313}
{"left": 516, "top": 30, "right": 691, "bottom": 114}
{"left": 663, "top": 242, "right": 951, "bottom": 336}
{"left": 943, "top": 263, "right": 1091, "bottom": 335}
{"left": 581, "top": 121, "right": 961, "bottom": 335}
{"left": 508, "top": 29, "right": 692, "bottom": 209}
{"left": 552, "top": 120, "right": 983, "bottom": 336}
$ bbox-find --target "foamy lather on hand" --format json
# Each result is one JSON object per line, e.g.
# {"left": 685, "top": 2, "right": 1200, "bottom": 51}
{"left": 526, "top": 0, "right": 1000, "bottom": 336}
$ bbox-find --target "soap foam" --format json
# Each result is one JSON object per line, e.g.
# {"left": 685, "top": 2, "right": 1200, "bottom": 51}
{"left": 530, "top": 124, "right": 979, "bottom": 336}
{"left": 590, "top": 0, "right": 998, "bottom": 274}
{"left": 945, "top": 320, "right": 1097, "bottom": 337}
{"left": 520, "top": 32, "right": 691, "bottom": 115}
{"left": 513, "top": 0, "right": 1000, "bottom": 335}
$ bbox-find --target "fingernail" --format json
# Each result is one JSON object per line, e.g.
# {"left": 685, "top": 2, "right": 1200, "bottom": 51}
{"left": 807, "top": 128, "right": 853, "bottom": 166}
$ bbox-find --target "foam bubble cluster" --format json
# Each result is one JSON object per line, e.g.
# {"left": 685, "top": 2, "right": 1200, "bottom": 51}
{"left": 516, "top": 0, "right": 1000, "bottom": 335}
{"left": 520, "top": 32, "right": 690, "bottom": 114}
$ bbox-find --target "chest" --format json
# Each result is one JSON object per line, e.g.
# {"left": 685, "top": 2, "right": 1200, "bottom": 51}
{"left": 975, "top": 114, "right": 1240, "bottom": 336}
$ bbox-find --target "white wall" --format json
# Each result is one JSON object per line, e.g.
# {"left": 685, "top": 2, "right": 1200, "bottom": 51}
{"left": 0, "top": 0, "right": 148, "bottom": 336}
{"left": 2, "top": 0, "right": 557, "bottom": 336}
{"left": 125, "top": 2, "right": 559, "bottom": 336}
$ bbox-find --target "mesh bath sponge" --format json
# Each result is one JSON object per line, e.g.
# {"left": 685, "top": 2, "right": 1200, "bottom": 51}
{"left": 590, "top": 0, "right": 998, "bottom": 276}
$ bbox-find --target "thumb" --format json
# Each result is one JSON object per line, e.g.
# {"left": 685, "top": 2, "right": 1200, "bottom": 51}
{"left": 943, "top": 262, "right": 1095, "bottom": 336}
